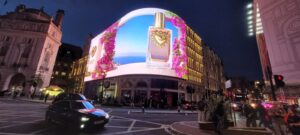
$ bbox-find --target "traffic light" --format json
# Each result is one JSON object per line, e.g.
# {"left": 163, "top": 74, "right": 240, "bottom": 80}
{"left": 274, "top": 75, "right": 285, "bottom": 88}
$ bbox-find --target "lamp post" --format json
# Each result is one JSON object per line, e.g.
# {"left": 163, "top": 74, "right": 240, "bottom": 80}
{"left": 99, "top": 64, "right": 107, "bottom": 105}
{"left": 100, "top": 72, "right": 106, "bottom": 104}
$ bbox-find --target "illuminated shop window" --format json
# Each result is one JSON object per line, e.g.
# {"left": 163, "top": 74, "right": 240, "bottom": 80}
{"left": 61, "top": 72, "right": 66, "bottom": 76}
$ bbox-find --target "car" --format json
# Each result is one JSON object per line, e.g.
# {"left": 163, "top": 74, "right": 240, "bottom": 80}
{"left": 45, "top": 100, "right": 109, "bottom": 130}
{"left": 182, "top": 101, "right": 197, "bottom": 110}
{"left": 52, "top": 93, "right": 87, "bottom": 104}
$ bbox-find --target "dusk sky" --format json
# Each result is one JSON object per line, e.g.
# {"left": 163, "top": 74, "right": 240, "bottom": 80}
{"left": 0, "top": 0, "right": 262, "bottom": 81}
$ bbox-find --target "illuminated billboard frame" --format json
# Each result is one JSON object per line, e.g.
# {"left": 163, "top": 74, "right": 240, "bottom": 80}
{"left": 85, "top": 8, "right": 187, "bottom": 81}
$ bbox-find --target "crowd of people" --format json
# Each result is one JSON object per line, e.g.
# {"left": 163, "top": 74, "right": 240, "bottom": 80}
{"left": 197, "top": 94, "right": 300, "bottom": 135}
{"left": 241, "top": 99, "right": 300, "bottom": 135}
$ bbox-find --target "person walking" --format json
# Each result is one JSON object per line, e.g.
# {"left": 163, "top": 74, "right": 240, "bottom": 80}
{"left": 270, "top": 104, "right": 287, "bottom": 135}
{"left": 257, "top": 101, "right": 271, "bottom": 128}
{"left": 198, "top": 97, "right": 206, "bottom": 121}
{"left": 244, "top": 100, "right": 257, "bottom": 127}
{"left": 44, "top": 93, "right": 49, "bottom": 103}
{"left": 213, "top": 100, "right": 225, "bottom": 134}
{"left": 287, "top": 107, "right": 300, "bottom": 135}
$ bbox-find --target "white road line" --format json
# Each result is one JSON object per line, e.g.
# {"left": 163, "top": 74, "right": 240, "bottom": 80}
{"left": 127, "top": 120, "right": 136, "bottom": 131}
{"left": 103, "top": 127, "right": 163, "bottom": 135}
{"left": 112, "top": 115, "right": 165, "bottom": 126}
{"left": 105, "top": 125, "right": 130, "bottom": 128}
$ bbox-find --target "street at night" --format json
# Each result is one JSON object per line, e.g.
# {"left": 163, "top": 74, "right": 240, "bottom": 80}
{"left": 1, "top": 0, "right": 300, "bottom": 134}
{"left": 0, "top": 98, "right": 197, "bottom": 135}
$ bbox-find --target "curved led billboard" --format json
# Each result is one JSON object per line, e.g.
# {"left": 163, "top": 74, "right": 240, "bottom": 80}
{"left": 84, "top": 8, "right": 187, "bottom": 82}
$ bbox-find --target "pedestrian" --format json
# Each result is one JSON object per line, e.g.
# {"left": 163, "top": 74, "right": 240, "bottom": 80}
{"left": 287, "top": 107, "right": 300, "bottom": 135}
{"left": 213, "top": 100, "right": 225, "bottom": 134}
{"left": 198, "top": 97, "right": 206, "bottom": 121}
{"left": 270, "top": 104, "right": 287, "bottom": 135}
{"left": 44, "top": 93, "right": 49, "bottom": 103}
{"left": 257, "top": 101, "right": 271, "bottom": 128}
{"left": 244, "top": 100, "right": 257, "bottom": 127}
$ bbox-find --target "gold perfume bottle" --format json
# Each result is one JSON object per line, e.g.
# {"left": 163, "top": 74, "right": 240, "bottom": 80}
{"left": 148, "top": 12, "right": 171, "bottom": 63}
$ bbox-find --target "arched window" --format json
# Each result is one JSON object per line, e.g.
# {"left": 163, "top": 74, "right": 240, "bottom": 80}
{"left": 22, "top": 44, "right": 32, "bottom": 58}
{"left": 0, "top": 45, "right": 9, "bottom": 56}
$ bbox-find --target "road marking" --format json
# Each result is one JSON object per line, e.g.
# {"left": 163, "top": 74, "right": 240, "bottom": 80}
{"left": 127, "top": 120, "right": 136, "bottom": 131}
{"left": 112, "top": 115, "right": 166, "bottom": 126}
{"left": 103, "top": 127, "right": 163, "bottom": 135}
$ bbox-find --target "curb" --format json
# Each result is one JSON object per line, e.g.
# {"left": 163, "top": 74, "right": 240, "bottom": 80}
{"left": 16, "top": 98, "right": 51, "bottom": 105}
{"left": 130, "top": 111, "right": 197, "bottom": 114}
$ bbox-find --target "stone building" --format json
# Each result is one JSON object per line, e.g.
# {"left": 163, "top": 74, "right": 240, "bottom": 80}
{"left": 203, "top": 45, "right": 225, "bottom": 93}
{"left": 69, "top": 35, "right": 93, "bottom": 93}
{"left": 250, "top": 0, "right": 300, "bottom": 103}
{"left": 0, "top": 5, "right": 63, "bottom": 95}
{"left": 50, "top": 43, "right": 82, "bottom": 90}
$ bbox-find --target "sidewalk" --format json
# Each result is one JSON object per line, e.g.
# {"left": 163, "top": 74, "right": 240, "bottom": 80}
{"left": 129, "top": 109, "right": 197, "bottom": 114}
{"left": 3, "top": 97, "right": 198, "bottom": 114}
{"left": 0, "top": 96, "right": 52, "bottom": 104}
{"left": 168, "top": 121, "right": 216, "bottom": 135}
{"left": 17, "top": 97, "right": 52, "bottom": 104}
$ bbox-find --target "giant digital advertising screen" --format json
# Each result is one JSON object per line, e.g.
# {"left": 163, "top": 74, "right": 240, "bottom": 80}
{"left": 84, "top": 8, "right": 187, "bottom": 82}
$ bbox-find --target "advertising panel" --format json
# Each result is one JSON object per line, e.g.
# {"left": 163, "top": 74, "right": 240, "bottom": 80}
{"left": 85, "top": 8, "right": 187, "bottom": 82}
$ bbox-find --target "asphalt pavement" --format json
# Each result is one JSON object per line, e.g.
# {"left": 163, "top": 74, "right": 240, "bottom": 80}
{"left": 0, "top": 98, "right": 197, "bottom": 135}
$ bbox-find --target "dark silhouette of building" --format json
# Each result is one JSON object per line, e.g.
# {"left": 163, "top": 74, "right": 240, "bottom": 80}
{"left": 50, "top": 43, "right": 82, "bottom": 90}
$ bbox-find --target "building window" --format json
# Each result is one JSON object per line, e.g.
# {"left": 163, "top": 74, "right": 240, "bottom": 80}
{"left": 61, "top": 72, "right": 67, "bottom": 76}
{"left": 22, "top": 44, "right": 32, "bottom": 58}
{"left": 0, "top": 44, "right": 9, "bottom": 56}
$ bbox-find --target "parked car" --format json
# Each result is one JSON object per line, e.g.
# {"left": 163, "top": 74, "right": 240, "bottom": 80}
{"left": 182, "top": 101, "right": 197, "bottom": 110}
{"left": 45, "top": 100, "right": 109, "bottom": 130}
{"left": 52, "top": 93, "right": 87, "bottom": 104}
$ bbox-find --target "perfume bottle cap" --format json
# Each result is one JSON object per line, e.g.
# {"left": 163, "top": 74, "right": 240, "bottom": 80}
{"left": 154, "top": 12, "right": 165, "bottom": 28}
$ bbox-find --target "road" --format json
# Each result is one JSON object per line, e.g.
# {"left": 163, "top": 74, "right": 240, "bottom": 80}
{"left": 0, "top": 98, "right": 197, "bottom": 135}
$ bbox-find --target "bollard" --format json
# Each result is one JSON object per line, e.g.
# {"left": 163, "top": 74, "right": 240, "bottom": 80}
{"left": 128, "top": 110, "right": 130, "bottom": 114}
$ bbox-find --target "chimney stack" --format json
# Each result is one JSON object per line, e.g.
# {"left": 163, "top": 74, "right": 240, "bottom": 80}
{"left": 54, "top": 9, "right": 64, "bottom": 28}
{"left": 15, "top": 4, "right": 26, "bottom": 12}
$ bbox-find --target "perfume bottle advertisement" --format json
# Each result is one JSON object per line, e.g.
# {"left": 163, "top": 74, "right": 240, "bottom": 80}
{"left": 84, "top": 8, "right": 187, "bottom": 82}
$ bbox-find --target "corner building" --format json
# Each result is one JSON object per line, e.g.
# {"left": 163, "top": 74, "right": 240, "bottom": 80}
{"left": 83, "top": 8, "right": 222, "bottom": 107}
{"left": 0, "top": 5, "right": 63, "bottom": 94}
{"left": 250, "top": 0, "right": 300, "bottom": 103}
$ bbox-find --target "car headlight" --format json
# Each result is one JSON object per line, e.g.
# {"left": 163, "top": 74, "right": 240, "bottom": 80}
{"left": 81, "top": 117, "right": 89, "bottom": 122}
{"left": 105, "top": 113, "right": 109, "bottom": 119}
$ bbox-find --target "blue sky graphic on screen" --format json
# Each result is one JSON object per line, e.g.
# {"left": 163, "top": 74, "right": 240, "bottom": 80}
{"left": 85, "top": 8, "right": 185, "bottom": 82}
{"left": 114, "top": 15, "right": 178, "bottom": 65}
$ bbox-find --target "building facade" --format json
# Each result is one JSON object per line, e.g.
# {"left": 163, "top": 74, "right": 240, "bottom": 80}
{"left": 0, "top": 5, "right": 63, "bottom": 95}
{"left": 83, "top": 8, "right": 224, "bottom": 107}
{"left": 250, "top": 0, "right": 300, "bottom": 103}
{"left": 69, "top": 56, "right": 88, "bottom": 93}
{"left": 50, "top": 43, "right": 82, "bottom": 90}
{"left": 186, "top": 26, "right": 204, "bottom": 102}
{"left": 69, "top": 35, "right": 93, "bottom": 93}
{"left": 203, "top": 45, "right": 225, "bottom": 93}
